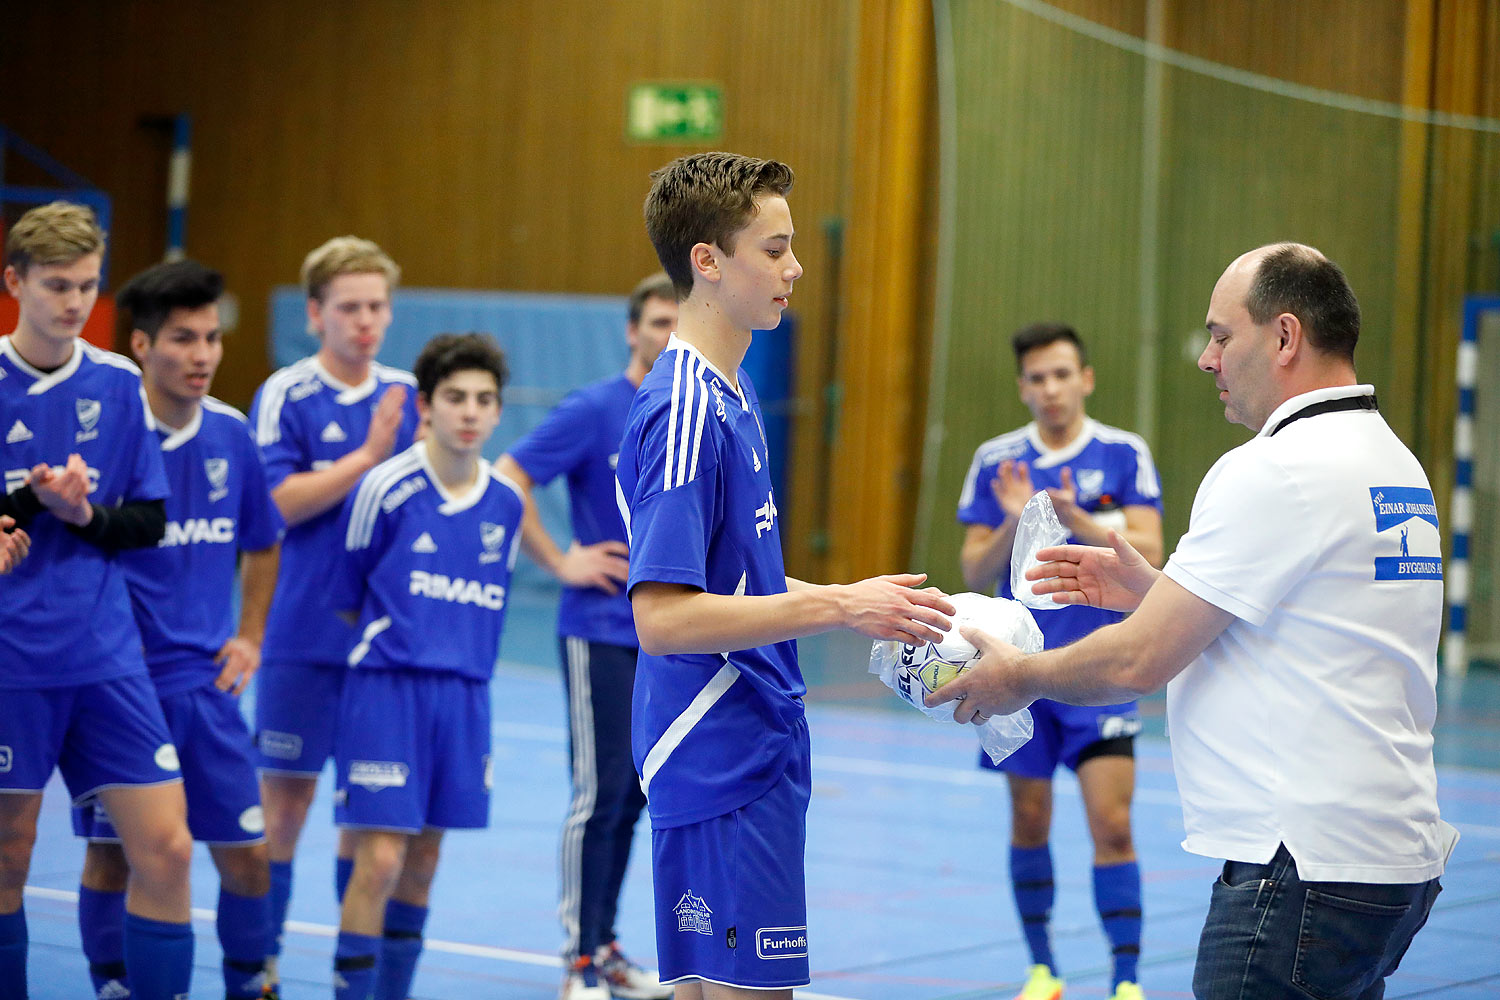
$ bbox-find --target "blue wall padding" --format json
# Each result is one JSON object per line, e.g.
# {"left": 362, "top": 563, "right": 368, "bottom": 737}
{"left": 268, "top": 287, "right": 795, "bottom": 597}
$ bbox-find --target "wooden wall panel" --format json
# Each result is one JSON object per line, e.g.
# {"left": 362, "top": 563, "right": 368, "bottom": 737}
{"left": 0, "top": 0, "right": 855, "bottom": 576}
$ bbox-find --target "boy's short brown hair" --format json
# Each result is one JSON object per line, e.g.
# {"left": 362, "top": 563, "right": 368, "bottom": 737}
{"left": 4, "top": 201, "right": 107, "bottom": 275}
{"left": 644, "top": 153, "right": 794, "bottom": 299}
{"left": 301, "top": 236, "right": 400, "bottom": 302}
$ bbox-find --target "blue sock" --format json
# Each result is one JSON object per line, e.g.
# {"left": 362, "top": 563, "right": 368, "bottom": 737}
{"left": 0, "top": 908, "right": 28, "bottom": 998}
{"left": 122, "top": 912, "right": 192, "bottom": 1000}
{"left": 78, "top": 887, "right": 129, "bottom": 998}
{"left": 1010, "top": 844, "right": 1056, "bottom": 971}
{"left": 334, "top": 930, "right": 380, "bottom": 1000}
{"left": 267, "top": 859, "right": 292, "bottom": 957}
{"left": 1093, "top": 860, "right": 1142, "bottom": 988}
{"left": 218, "top": 887, "right": 271, "bottom": 1000}
{"left": 335, "top": 856, "right": 354, "bottom": 903}
{"left": 376, "top": 900, "right": 427, "bottom": 1000}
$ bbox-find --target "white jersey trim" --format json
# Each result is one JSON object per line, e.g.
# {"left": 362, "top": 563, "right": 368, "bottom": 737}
{"left": 416, "top": 440, "right": 490, "bottom": 514}
{"left": 202, "top": 395, "right": 249, "bottom": 423}
{"left": 254, "top": 357, "right": 319, "bottom": 446}
{"left": 348, "top": 615, "right": 393, "bottom": 666}
{"left": 1090, "top": 422, "right": 1162, "bottom": 500}
{"left": 158, "top": 407, "right": 203, "bottom": 452}
{"left": 958, "top": 427, "right": 1030, "bottom": 510}
{"left": 639, "top": 660, "right": 741, "bottom": 798}
{"left": 344, "top": 448, "right": 424, "bottom": 550}
{"left": 661, "top": 342, "right": 721, "bottom": 492}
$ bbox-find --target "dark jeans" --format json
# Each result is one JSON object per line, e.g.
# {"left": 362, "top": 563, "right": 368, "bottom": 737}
{"left": 1193, "top": 844, "right": 1441, "bottom": 1000}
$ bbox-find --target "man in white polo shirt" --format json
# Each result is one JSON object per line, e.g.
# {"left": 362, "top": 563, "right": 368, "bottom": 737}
{"left": 930, "top": 242, "right": 1457, "bottom": 999}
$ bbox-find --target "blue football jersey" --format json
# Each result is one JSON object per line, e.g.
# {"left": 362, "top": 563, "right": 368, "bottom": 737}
{"left": 121, "top": 398, "right": 285, "bottom": 698}
{"left": 250, "top": 357, "right": 419, "bottom": 666}
{"left": 617, "top": 336, "right": 804, "bottom": 829}
{"left": 506, "top": 373, "right": 637, "bottom": 647}
{"left": 0, "top": 336, "right": 169, "bottom": 688}
{"left": 957, "top": 417, "right": 1162, "bottom": 647}
{"left": 332, "top": 442, "right": 525, "bottom": 680}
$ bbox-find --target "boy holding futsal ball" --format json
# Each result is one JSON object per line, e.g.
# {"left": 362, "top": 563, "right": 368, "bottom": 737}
{"left": 617, "top": 151, "right": 954, "bottom": 999}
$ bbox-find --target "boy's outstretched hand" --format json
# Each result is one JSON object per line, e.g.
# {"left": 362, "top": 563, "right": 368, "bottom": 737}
{"left": 835, "top": 573, "right": 955, "bottom": 647}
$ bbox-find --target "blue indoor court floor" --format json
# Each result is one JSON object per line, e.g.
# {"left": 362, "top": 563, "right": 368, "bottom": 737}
{"left": 20, "top": 590, "right": 1500, "bottom": 999}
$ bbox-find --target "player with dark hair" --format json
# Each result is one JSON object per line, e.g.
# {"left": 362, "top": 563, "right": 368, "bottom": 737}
{"left": 499, "top": 272, "right": 677, "bottom": 1000}
{"left": 249, "top": 236, "right": 421, "bottom": 986}
{"left": 71, "top": 258, "right": 284, "bottom": 1000}
{"left": 0, "top": 202, "right": 195, "bottom": 999}
{"left": 619, "top": 152, "right": 955, "bottom": 999}
{"left": 957, "top": 322, "right": 1162, "bottom": 1000}
{"left": 328, "top": 332, "right": 522, "bottom": 1000}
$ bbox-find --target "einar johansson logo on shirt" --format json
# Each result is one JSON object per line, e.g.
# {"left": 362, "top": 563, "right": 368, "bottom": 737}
{"left": 1369, "top": 486, "right": 1442, "bottom": 581}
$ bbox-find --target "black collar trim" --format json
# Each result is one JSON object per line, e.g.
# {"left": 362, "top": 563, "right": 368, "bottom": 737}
{"left": 1267, "top": 393, "right": 1378, "bottom": 436}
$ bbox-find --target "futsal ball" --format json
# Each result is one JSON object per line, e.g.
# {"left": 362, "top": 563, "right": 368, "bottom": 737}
{"left": 894, "top": 591, "right": 994, "bottom": 704}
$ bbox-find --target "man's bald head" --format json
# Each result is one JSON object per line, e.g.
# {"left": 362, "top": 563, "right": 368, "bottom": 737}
{"left": 1238, "top": 242, "right": 1361, "bottom": 362}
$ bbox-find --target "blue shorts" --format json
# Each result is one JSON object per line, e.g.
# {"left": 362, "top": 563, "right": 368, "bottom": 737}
{"left": 254, "top": 660, "right": 345, "bottom": 776}
{"left": 74, "top": 681, "right": 264, "bottom": 845}
{"left": 334, "top": 669, "right": 491, "bottom": 833}
{"left": 0, "top": 675, "right": 180, "bottom": 804}
{"left": 652, "top": 718, "right": 811, "bottom": 990}
{"left": 980, "top": 698, "right": 1139, "bottom": 778}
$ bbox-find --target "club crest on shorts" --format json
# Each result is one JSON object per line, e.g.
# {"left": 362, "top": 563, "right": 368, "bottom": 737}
{"left": 674, "top": 890, "right": 714, "bottom": 935}
{"left": 205, "top": 457, "right": 229, "bottom": 502}
{"left": 479, "top": 521, "right": 506, "bottom": 564}
{"left": 76, "top": 398, "right": 101, "bottom": 441}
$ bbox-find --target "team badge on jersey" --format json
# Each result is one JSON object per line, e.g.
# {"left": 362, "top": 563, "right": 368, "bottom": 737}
{"left": 1075, "top": 468, "right": 1105, "bottom": 501}
{"left": 675, "top": 891, "right": 714, "bottom": 935}
{"left": 479, "top": 521, "right": 507, "bottom": 564}
{"left": 76, "top": 397, "right": 101, "bottom": 442}
{"left": 205, "top": 457, "right": 229, "bottom": 502}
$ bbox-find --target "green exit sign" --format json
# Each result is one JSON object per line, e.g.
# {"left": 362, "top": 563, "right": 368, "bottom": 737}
{"left": 626, "top": 83, "right": 724, "bottom": 143}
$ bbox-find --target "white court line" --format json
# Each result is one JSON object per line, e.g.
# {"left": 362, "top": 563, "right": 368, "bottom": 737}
{"left": 498, "top": 722, "right": 1500, "bottom": 835}
{"left": 21, "top": 886, "right": 863, "bottom": 1000}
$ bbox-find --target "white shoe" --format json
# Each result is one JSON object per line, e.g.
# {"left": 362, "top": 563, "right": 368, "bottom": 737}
{"left": 561, "top": 957, "right": 611, "bottom": 1000}
{"left": 595, "top": 943, "right": 673, "bottom": 1000}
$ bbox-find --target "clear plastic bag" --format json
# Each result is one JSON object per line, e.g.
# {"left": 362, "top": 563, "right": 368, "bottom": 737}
{"left": 868, "top": 592, "right": 1039, "bottom": 765}
{"left": 1011, "top": 491, "right": 1069, "bottom": 611}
